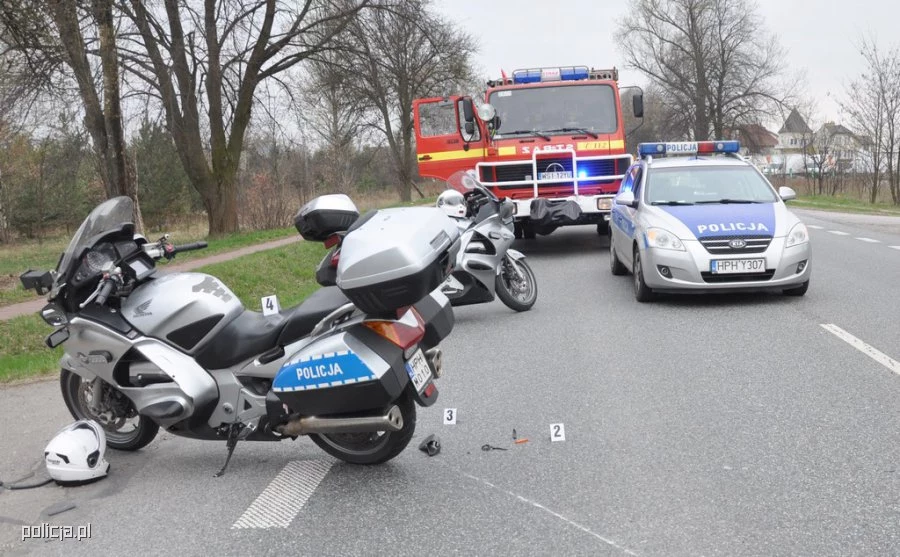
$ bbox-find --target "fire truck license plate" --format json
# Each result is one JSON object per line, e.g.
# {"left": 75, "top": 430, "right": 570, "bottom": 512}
{"left": 710, "top": 258, "right": 766, "bottom": 274}
{"left": 538, "top": 171, "right": 572, "bottom": 180}
{"left": 405, "top": 349, "right": 432, "bottom": 392}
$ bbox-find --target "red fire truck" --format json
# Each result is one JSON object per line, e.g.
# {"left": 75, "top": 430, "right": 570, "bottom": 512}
{"left": 413, "top": 65, "right": 643, "bottom": 239}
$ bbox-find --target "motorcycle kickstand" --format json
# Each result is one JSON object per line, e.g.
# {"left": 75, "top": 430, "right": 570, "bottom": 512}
{"left": 214, "top": 423, "right": 243, "bottom": 478}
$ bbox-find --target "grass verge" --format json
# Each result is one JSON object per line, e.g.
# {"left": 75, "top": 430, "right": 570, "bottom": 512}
{"left": 0, "top": 226, "right": 297, "bottom": 307}
{"left": 792, "top": 195, "right": 900, "bottom": 216}
{"left": 0, "top": 241, "right": 325, "bottom": 384}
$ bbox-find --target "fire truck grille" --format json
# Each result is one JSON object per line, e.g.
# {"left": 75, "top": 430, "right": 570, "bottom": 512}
{"left": 578, "top": 159, "right": 627, "bottom": 176}
{"left": 480, "top": 164, "right": 533, "bottom": 184}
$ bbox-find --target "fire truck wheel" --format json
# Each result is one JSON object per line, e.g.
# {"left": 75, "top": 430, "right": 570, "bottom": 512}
{"left": 597, "top": 222, "right": 609, "bottom": 236}
{"left": 523, "top": 224, "right": 536, "bottom": 240}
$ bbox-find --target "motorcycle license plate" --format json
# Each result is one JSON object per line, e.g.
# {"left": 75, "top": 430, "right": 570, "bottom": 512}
{"left": 405, "top": 349, "right": 432, "bottom": 392}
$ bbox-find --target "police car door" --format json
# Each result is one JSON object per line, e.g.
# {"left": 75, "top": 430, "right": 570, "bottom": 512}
{"left": 612, "top": 163, "right": 643, "bottom": 266}
{"left": 413, "top": 97, "right": 486, "bottom": 181}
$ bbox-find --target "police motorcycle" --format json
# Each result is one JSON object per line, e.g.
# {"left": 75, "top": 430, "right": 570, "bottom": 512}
{"left": 435, "top": 170, "right": 537, "bottom": 312}
{"left": 20, "top": 194, "right": 458, "bottom": 473}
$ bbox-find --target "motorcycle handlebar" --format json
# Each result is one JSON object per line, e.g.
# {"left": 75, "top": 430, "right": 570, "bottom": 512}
{"left": 95, "top": 279, "right": 115, "bottom": 305}
{"left": 173, "top": 241, "right": 208, "bottom": 254}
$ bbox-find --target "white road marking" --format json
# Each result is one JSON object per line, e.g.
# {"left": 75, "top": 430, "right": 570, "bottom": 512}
{"left": 232, "top": 460, "right": 333, "bottom": 529}
{"left": 459, "top": 471, "right": 638, "bottom": 556}
{"left": 890, "top": 246, "right": 900, "bottom": 251}
{"left": 820, "top": 324, "right": 900, "bottom": 377}
{"left": 855, "top": 237, "right": 880, "bottom": 243}
{"left": 828, "top": 230, "right": 850, "bottom": 236}
{"left": 807, "top": 225, "right": 824, "bottom": 230}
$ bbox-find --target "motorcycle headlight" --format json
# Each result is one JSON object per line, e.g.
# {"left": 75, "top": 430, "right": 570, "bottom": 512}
{"left": 785, "top": 222, "right": 809, "bottom": 247}
{"left": 645, "top": 228, "right": 685, "bottom": 251}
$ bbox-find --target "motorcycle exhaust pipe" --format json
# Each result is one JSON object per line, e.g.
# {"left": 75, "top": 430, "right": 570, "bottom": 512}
{"left": 425, "top": 347, "right": 443, "bottom": 378}
{"left": 276, "top": 405, "right": 403, "bottom": 436}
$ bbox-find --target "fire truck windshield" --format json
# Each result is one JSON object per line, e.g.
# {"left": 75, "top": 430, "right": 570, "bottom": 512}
{"left": 488, "top": 84, "right": 617, "bottom": 139}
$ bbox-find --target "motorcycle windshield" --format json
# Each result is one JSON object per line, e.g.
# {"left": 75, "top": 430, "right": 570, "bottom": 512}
{"left": 446, "top": 170, "right": 479, "bottom": 194}
{"left": 57, "top": 196, "right": 134, "bottom": 276}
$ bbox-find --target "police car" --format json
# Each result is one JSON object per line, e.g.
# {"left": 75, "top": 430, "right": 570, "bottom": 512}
{"left": 608, "top": 141, "right": 811, "bottom": 302}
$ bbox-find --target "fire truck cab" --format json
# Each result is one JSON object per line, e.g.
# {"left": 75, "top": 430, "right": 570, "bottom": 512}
{"left": 413, "top": 65, "right": 643, "bottom": 238}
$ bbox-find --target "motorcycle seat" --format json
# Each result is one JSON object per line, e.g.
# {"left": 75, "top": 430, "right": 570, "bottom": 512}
{"left": 194, "top": 286, "right": 351, "bottom": 370}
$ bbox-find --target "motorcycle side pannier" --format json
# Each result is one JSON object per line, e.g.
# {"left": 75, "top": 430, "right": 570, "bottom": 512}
{"left": 294, "top": 194, "right": 360, "bottom": 241}
{"left": 336, "top": 207, "right": 460, "bottom": 314}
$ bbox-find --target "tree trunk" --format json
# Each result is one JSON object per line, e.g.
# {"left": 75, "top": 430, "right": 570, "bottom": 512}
{"left": 202, "top": 174, "right": 240, "bottom": 236}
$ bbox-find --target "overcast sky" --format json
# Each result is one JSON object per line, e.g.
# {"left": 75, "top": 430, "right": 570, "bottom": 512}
{"left": 433, "top": 0, "right": 899, "bottom": 131}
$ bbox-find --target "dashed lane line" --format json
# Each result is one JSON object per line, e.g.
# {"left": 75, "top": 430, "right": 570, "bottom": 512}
{"left": 820, "top": 324, "right": 900, "bottom": 377}
{"left": 827, "top": 230, "right": 850, "bottom": 236}
{"left": 855, "top": 237, "right": 880, "bottom": 243}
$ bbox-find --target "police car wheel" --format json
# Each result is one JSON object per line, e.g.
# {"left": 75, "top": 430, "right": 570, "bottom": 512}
{"left": 632, "top": 248, "right": 654, "bottom": 302}
{"left": 783, "top": 280, "right": 809, "bottom": 297}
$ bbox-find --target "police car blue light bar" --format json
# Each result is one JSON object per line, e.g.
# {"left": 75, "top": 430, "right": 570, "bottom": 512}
{"left": 512, "top": 66, "right": 590, "bottom": 84}
{"left": 637, "top": 141, "right": 741, "bottom": 158}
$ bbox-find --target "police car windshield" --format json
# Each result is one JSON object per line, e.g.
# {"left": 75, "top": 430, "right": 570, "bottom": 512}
{"left": 489, "top": 84, "right": 617, "bottom": 138}
{"left": 646, "top": 166, "right": 778, "bottom": 205}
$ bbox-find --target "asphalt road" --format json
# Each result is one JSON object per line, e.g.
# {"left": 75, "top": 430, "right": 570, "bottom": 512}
{"left": 2, "top": 208, "right": 900, "bottom": 556}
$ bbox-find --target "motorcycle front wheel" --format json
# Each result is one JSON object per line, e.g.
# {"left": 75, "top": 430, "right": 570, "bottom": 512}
{"left": 495, "top": 255, "right": 537, "bottom": 312}
{"left": 308, "top": 392, "right": 416, "bottom": 465}
{"left": 60, "top": 369, "right": 159, "bottom": 451}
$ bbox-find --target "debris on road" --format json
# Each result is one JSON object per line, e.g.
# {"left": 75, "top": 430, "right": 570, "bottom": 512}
{"left": 418, "top": 434, "right": 441, "bottom": 456}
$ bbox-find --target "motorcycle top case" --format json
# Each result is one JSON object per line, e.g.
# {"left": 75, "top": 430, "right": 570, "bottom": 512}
{"left": 294, "top": 194, "right": 360, "bottom": 241}
{"left": 336, "top": 207, "right": 460, "bottom": 314}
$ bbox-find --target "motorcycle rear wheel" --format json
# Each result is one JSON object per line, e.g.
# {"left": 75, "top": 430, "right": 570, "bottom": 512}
{"left": 60, "top": 369, "right": 159, "bottom": 451}
{"left": 308, "top": 392, "right": 416, "bottom": 465}
{"left": 495, "top": 256, "right": 537, "bottom": 312}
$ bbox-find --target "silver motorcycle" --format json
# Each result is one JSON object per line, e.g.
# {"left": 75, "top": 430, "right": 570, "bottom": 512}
{"left": 436, "top": 171, "right": 538, "bottom": 312}
{"left": 21, "top": 194, "right": 458, "bottom": 473}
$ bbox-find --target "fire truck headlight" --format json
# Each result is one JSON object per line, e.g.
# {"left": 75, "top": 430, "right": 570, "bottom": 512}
{"left": 596, "top": 198, "right": 613, "bottom": 211}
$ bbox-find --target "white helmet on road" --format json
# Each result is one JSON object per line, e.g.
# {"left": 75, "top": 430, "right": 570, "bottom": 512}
{"left": 436, "top": 190, "right": 466, "bottom": 218}
{"left": 44, "top": 420, "right": 110, "bottom": 484}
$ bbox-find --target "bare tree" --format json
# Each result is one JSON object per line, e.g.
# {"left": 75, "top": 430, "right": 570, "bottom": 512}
{"left": 0, "top": 0, "right": 141, "bottom": 226}
{"left": 336, "top": 0, "right": 476, "bottom": 201}
{"left": 616, "top": 0, "right": 787, "bottom": 141}
{"left": 841, "top": 37, "right": 900, "bottom": 204}
{"left": 117, "top": 0, "right": 372, "bottom": 235}
{"left": 622, "top": 83, "right": 692, "bottom": 152}
{"left": 298, "top": 50, "right": 371, "bottom": 193}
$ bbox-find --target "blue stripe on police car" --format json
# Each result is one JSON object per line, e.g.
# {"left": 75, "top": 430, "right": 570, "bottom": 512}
{"left": 658, "top": 203, "right": 775, "bottom": 239}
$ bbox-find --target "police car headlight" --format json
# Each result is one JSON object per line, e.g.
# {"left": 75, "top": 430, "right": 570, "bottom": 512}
{"left": 646, "top": 228, "right": 685, "bottom": 251}
{"left": 785, "top": 222, "right": 809, "bottom": 247}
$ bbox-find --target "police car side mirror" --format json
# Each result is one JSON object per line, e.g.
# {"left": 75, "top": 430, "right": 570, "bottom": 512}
{"left": 778, "top": 186, "right": 797, "bottom": 202}
{"left": 615, "top": 191, "right": 637, "bottom": 208}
